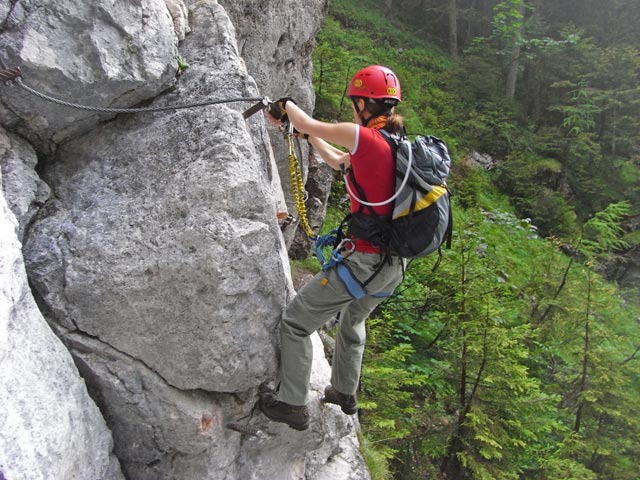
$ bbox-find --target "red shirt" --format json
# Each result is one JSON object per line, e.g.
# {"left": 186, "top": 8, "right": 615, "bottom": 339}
{"left": 346, "top": 126, "right": 395, "bottom": 253}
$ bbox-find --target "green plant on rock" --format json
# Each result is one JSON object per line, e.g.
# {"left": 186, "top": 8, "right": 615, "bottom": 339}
{"left": 176, "top": 55, "right": 189, "bottom": 74}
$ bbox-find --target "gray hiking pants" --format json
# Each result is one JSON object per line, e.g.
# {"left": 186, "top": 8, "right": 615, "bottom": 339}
{"left": 276, "top": 251, "right": 405, "bottom": 406}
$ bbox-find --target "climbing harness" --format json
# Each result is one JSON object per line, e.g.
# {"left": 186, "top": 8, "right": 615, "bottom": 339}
{"left": 0, "top": 66, "right": 265, "bottom": 114}
{"left": 314, "top": 225, "right": 393, "bottom": 300}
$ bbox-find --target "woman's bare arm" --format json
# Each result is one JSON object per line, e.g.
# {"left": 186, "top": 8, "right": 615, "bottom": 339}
{"left": 307, "top": 136, "right": 351, "bottom": 171}
{"left": 281, "top": 101, "right": 358, "bottom": 152}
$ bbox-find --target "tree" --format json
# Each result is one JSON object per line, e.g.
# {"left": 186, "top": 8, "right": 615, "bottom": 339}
{"left": 449, "top": 0, "right": 459, "bottom": 57}
{"left": 527, "top": 203, "right": 640, "bottom": 479}
{"left": 313, "top": 1, "right": 640, "bottom": 476}
{"left": 505, "top": 1, "right": 525, "bottom": 98}
{"left": 487, "top": 0, "right": 527, "bottom": 98}
{"left": 389, "top": 212, "right": 559, "bottom": 479}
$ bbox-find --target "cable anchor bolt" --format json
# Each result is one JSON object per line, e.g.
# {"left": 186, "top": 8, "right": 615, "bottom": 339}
{"left": 0, "top": 66, "right": 22, "bottom": 85}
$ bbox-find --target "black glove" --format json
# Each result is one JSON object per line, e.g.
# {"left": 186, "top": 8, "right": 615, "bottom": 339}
{"left": 267, "top": 97, "right": 296, "bottom": 122}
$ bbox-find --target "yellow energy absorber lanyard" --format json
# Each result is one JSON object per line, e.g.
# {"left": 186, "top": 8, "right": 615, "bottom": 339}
{"left": 286, "top": 129, "right": 316, "bottom": 238}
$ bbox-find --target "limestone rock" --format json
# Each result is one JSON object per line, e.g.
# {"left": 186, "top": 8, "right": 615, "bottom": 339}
{"left": 0, "top": 0, "right": 180, "bottom": 153}
{"left": 0, "top": 174, "right": 124, "bottom": 480}
{"left": 0, "top": 126, "right": 50, "bottom": 240}
{"left": 24, "top": 0, "right": 285, "bottom": 396}
{"left": 164, "top": 0, "right": 190, "bottom": 40}
{"left": 464, "top": 151, "right": 496, "bottom": 170}
{"left": 220, "top": 0, "right": 331, "bottom": 249}
{"left": 0, "top": 3, "right": 11, "bottom": 21}
{"left": 220, "top": 0, "right": 325, "bottom": 106}
{"left": 232, "top": 333, "right": 366, "bottom": 480}
{"left": 1, "top": 0, "right": 367, "bottom": 478}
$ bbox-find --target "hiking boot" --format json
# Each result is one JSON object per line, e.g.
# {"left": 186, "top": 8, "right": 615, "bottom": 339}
{"left": 259, "top": 391, "right": 310, "bottom": 431}
{"left": 321, "top": 385, "right": 358, "bottom": 415}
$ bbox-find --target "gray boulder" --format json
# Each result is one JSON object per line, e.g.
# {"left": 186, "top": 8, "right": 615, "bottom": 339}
{"left": 0, "top": 171, "right": 124, "bottom": 480}
{"left": 0, "top": 0, "right": 180, "bottom": 154}
{"left": 1, "top": 0, "right": 366, "bottom": 477}
{"left": 220, "top": 0, "right": 331, "bottom": 250}
{"left": 24, "top": 0, "right": 285, "bottom": 394}
{"left": 0, "top": 127, "right": 50, "bottom": 240}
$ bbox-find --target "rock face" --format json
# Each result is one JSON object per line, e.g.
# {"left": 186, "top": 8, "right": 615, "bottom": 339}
{"left": 25, "top": 2, "right": 285, "bottom": 396}
{"left": 463, "top": 151, "right": 495, "bottom": 170}
{"left": 220, "top": 0, "right": 331, "bottom": 250}
{"left": 0, "top": 0, "right": 366, "bottom": 479}
{"left": 0, "top": 170, "right": 124, "bottom": 480}
{"left": 0, "top": 0, "right": 179, "bottom": 154}
{"left": 0, "top": 127, "right": 50, "bottom": 240}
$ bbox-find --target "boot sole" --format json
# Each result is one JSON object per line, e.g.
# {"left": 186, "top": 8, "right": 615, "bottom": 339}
{"left": 261, "top": 408, "right": 310, "bottom": 431}
{"left": 321, "top": 396, "right": 358, "bottom": 415}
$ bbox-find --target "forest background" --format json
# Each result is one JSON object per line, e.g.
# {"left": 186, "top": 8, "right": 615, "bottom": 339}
{"left": 302, "top": 0, "right": 640, "bottom": 479}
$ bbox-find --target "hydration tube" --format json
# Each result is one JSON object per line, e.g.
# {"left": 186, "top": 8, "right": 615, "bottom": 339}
{"left": 343, "top": 138, "right": 413, "bottom": 207}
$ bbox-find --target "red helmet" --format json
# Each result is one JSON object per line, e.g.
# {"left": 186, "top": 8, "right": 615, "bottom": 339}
{"left": 347, "top": 65, "right": 402, "bottom": 102}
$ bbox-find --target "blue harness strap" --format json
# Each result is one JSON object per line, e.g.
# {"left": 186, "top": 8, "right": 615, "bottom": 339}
{"left": 314, "top": 228, "right": 342, "bottom": 270}
{"left": 335, "top": 263, "right": 392, "bottom": 300}
{"left": 315, "top": 230, "right": 393, "bottom": 300}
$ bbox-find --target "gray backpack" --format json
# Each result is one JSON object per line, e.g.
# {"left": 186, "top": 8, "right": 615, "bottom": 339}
{"left": 346, "top": 130, "right": 453, "bottom": 259}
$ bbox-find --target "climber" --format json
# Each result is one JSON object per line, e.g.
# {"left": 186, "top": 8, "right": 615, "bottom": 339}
{"left": 259, "top": 65, "right": 406, "bottom": 430}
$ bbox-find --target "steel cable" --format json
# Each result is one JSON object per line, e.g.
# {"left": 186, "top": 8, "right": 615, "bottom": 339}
{"left": 7, "top": 74, "right": 263, "bottom": 114}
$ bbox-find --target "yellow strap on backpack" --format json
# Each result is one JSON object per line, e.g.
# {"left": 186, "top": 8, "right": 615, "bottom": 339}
{"left": 394, "top": 185, "right": 448, "bottom": 219}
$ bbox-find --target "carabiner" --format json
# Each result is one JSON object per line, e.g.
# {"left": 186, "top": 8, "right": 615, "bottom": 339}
{"left": 335, "top": 238, "right": 356, "bottom": 254}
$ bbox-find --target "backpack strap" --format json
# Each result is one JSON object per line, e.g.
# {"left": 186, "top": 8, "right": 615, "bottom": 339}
{"left": 429, "top": 188, "right": 454, "bottom": 272}
{"left": 347, "top": 166, "right": 377, "bottom": 217}
{"left": 378, "top": 128, "right": 399, "bottom": 155}
{"left": 346, "top": 170, "right": 394, "bottom": 259}
{"left": 444, "top": 187, "right": 454, "bottom": 249}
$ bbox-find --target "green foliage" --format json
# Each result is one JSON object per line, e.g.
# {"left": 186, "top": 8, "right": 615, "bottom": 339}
{"left": 358, "top": 433, "right": 393, "bottom": 480}
{"left": 580, "top": 202, "right": 631, "bottom": 258}
{"left": 360, "top": 203, "right": 640, "bottom": 479}
{"left": 527, "top": 253, "right": 640, "bottom": 479}
{"left": 312, "top": 1, "right": 640, "bottom": 478}
{"left": 313, "top": 0, "right": 461, "bottom": 147}
{"left": 535, "top": 434, "right": 598, "bottom": 480}
{"left": 494, "top": 151, "right": 578, "bottom": 237}
{"left": 318, "top": 202, "right": 639, "bottom": 479}
{"left": 359, "top": 308, "right": 433, "bottom": 445}
{"left": 452, "top": 163, "right": 496, "bottom": 210}
{"left": 551, "top": 81, "right": 601, "bottom": 136}
{"left": 456, "top": 100, "right": 520, "bottom": 156}
{"left": 176, "top": 55, "right": 189, "bottom": 74}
